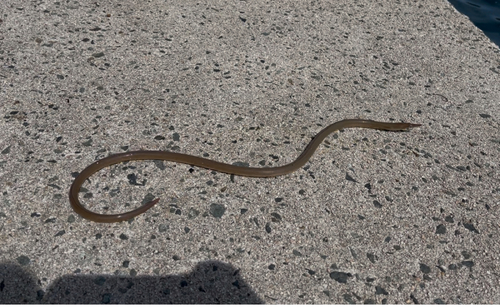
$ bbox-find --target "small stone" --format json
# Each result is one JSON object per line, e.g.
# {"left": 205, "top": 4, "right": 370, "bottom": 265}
{"left": 209, "top": 203, "right": 225, "bottom": 218}
{"left": 270, "top": 212, "right": 282, "bottom": 222}
{"left": 448, "top": 264, "right": 458, "bottom": 270}
{"left": 330, "top": 271, "right": 352, "bottom": 283}
{"left": 265, "top": 223, "right": 272, "bottom": 233}
{"left": 16, "top": 255, "right": 30, "bottom": 266}
{"left": 119, "top": 233, "right": 129, "bottom": 240}
{"left": 419, "top": 263, "right": 431, "bottom": 274}
{"left": 463, "top": 223, "right": 479, "bottom": 233}
{"left": 375, "top": 286, "right": 388, "bottom": 295}
{"left": 461, "top": 260, "right": 474, "bottom": 268}
{"left": 436, "top": 224, "right": 446, "bottom": 234}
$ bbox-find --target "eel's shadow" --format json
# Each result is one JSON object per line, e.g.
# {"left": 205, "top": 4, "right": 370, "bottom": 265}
{"left": 0, "top": 260, "right": 264, "bottom": 304}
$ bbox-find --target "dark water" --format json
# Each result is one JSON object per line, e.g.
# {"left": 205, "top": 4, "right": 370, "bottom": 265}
{"left": 447, "top": 0, "right": 500, "bottom": 47}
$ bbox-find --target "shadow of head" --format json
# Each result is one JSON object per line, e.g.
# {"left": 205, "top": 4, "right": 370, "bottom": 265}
{"left": 0, "top": 260, "right": 264, "bottom": 304}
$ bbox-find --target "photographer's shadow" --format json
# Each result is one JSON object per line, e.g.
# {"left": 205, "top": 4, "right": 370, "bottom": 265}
{"left": 0, "top": 260, "right": 264, "bottom": 304}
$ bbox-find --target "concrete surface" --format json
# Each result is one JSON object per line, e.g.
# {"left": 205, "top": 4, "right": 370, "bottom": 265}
{"left": 0, "top": 0, "right": 499, "bottom": 304}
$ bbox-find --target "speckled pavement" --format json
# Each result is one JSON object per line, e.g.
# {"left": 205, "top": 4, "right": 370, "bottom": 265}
{"left": 1, "top": 0, "right": 499, "bottom": 304}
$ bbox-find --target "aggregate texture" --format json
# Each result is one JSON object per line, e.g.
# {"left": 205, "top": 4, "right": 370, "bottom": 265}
{"left": 0, "top": 0, "right": 499, "bottom": 304}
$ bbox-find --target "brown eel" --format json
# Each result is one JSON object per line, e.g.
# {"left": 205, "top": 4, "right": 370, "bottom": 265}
{"left": 69, "top": 119, "right": 421, "bottom": 223}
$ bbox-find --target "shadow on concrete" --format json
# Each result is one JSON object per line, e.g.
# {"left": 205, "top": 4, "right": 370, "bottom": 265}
{"left": 0, "top": 260, "right": 264, "bottom": 304}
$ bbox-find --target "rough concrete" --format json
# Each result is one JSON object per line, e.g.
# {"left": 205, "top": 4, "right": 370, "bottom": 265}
{"left": 0, "top": 0, "right": 499, "bottom": 304}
